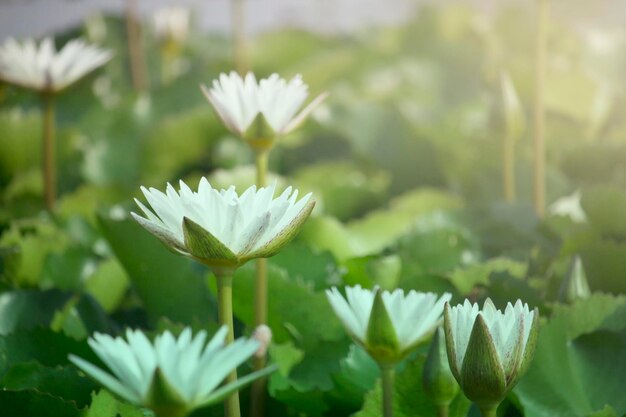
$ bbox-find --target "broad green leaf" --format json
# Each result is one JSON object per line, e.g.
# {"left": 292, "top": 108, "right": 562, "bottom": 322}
{"left": 97, "top": 210, "right": 213, "bottom": 324}
{"left": 0, "top": 389, "right": 81, "bottom": 417}
{"left": 0, "top": 290, "right": 72, "bottom": 335}
{"left": 449, "top": 258, "right": 527, "bottom": 295}
{"left": 1, "top": 362, "right": 96, "bottom": 408}
{"left": 84, "top": 389, "right": 145, "bottom": 417}
{"left": 515, "top": 295, "right": 626, "bottom": 417}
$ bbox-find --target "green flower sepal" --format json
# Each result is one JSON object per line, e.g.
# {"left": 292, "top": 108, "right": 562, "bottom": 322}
{"left": 423, "top": 327, "right": 459, "bottom": 408}
{"left": 243, "top": 113, "right": 276, "bottom": 152}
{"left": 365, "top": 289, "right": 402, "bottom": 365}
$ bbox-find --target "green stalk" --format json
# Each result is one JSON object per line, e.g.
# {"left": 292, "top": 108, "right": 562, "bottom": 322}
{"left": 533, "top": 0, "right": 548, "bottom": 217}
{"left": 437, "top": 404, "right": 449, "bottom": 417}
{"left": 41, "top": 93, "right": 56, "bottom": 211}
{"left": 216, "top": 270, "right": 241, "bottom": 417}
{"left": 503, "top": 131, "right": 516, "bottom": 202}
{"left": 381, "top": 364, "right": 394, "bottom": 417}
{"left": 125, "top": 0, "right": 148, "bottom": 91}
{"left": 479, "top": 405, "right": 498, "bottom": 417}
{"left": 231, "top": 0, "right": 249, "bottom": 74}
{"left": 250, "top": 148, "right": 269, "bottom": 417}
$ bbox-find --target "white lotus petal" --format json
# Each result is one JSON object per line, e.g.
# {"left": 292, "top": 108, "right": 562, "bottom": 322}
{"left": 327, "top": 285, "right": 451, "bottom": 353}
{"left": 0, "top": 37, "right": 111, "bottom": 93}
{"left": 69, "top": 326, "right": 261, "bottom": 411}
{"left": 132, "top": 178, "right": 313, "bottom": 264}
{"left": 203, "top": 71, "right": 323, "bottom": 136}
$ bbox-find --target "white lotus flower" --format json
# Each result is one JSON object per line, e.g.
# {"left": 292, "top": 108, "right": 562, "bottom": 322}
{"left": 443, "top": 299, "right": 539, "bottom": 408}
{"left": 326, "top": 285, "right": 451, "bottom": 364}
{"left": 69, "top": 327, "right": 274, "bottom": 417}
{"left": 548, "top": 190, "right": 587, "bottom": 223}
{"left": 0, "top": 37, "right": 112, "bottom": 93}
{"left": 131, "top": 178, "right": 315, "bottom": 268}
{"left": 201, "top": 72, "right": 328, "bottom": 145}
{"left": 153, "top": 7, "right": 191, "bottom": 42}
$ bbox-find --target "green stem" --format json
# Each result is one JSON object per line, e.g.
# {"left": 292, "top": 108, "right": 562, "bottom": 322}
{"left": 503, "top": 132, "right": 516, "bottom": 203}
{"left": 533, "top": 0, "right": 548, "bottom": 217}
{"left": 479, "top": 405, "right": 498, "bottom": 417}
{"left": 381, "top": 365, "right": 394, "bottom": 417}
{"left": 41, "top": 93, "right": 56, "bottom": 211}
{"left": 437, "top": 404, "right": 449, "bottom": 417}
{"left": 250, "top": 148, "right": 269, "bottom": 417}
{"left": 125, "top": 0, "right": 148, "bottom": 91}
{"left": 231, "top": 0, "right": 248, "bottom": 74}
{"left": 216, "top": 271, "right": 241, "bottom": 417}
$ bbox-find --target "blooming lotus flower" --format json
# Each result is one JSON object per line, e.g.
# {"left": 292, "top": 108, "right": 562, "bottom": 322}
{"left": 131, "top": 178, "right": 315, "bottom": 269}
{"left": 0, "top": 37, "right": 112, "bottom": 93}
{"left": 69, "top": 327, "right": 275, "bottom": 417}
{"left": 443, "top": 299, "right": 540, "bottom": 410}
{"left": 153, "top": 7, "right": 191, "bottom": 43}
{"left": 201, "top": 72, "right": 328, "bottom": 148}
{"left": 326, "top": 285, "right": 452, "bottom": 364}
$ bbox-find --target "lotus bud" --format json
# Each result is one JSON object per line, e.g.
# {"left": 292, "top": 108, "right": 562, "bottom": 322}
{"left": 423, "top": 327, "right": 459, "bottom": 409}
{"left": 558, "top": 255, "right": 591, "bottom": 304}
{"left": 326, "top": 285, "right": 451, "bottom": 365}
{"left": 443, "top": 299, "right": 540, "bottom": 412}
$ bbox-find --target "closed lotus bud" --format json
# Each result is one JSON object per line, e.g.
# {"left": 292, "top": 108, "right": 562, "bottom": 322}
{"left": 443, "top": 299, "right": 539, "bottom": 411}
{"left": 326, "top": 285, "right": 451, "bottom": 365}
{"left": 558, "top": 255, "right": 591, "bottom": 304}
{"left": 423, "top": 327, "right": 459, "bottom": 408}
{"left": 252, "top": 324, "right": 272, "bottom": 358}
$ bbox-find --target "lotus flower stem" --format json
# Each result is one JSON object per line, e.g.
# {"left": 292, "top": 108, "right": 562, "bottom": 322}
{"left": 125, "top": 0, "right": 148, "bottom": 91}
{"left": 479, "top": 406, "right": 498, "bottom": 417}
{"left": 231, "top": 0, "right": 248, "bottom": 74}
{"left": 503, "top": 131, "right": 516, "bottom": 202}
{"left": 251, "top": 148, "right": 269, "bottom": 417}
{"left": 532, "top": 0, "right": 549, "bottom": 217}
{"left": 216, "top": 269, "right": 241, "bottom": 417}
{"left": 41, "top": 93, "right": 56, "bottom": 210}
{"left": 437, "top": 405, "right": 449, "bottom": 417}
{"left": 381, "top": 364, "right": 394, "bottom": 417}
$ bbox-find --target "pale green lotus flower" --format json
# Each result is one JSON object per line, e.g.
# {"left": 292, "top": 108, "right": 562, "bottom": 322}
{"left": 131, "top": 178, "right": 314, "bottom": 269}
{"left": 0, "top": 37, "right": 111, "bottom": 93}
{"left": 201, "top": 72, "right": 328, "bottom": 148}
{"left": 326, "top": 285, "right": 451, "bottom": 364}
{"left": 69, "top": 327, "right": 275, "bottom": 417}
{"left": 443, "top": 299, "right": 540, "bottom": 412}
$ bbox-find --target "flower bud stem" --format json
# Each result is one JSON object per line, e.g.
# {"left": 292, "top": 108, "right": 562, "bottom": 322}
{"left": 532, "top": 0, "right": 549, "bottom": 217}
{"left": 479, "top": 406, "right": 498, "bottom": 417}
{"left": 216, "top": 271, "right": 241, "bottom": 417}
{"left": 41, "top": 93, "right": 56, "bottom": 211}
{"left": 381, "top": 364, "right": 394, "bottom": 417}
{"left": 251, "top": 147, "right": 269, "bottom": 417}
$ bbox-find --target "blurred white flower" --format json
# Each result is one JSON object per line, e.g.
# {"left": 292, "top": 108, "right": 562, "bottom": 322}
{"left": 326, "top": 285, "right": 451, "bottom": 363}
{"left": 548, "top": 190, "right": 586, "bottom": 223}
{"left": 131, "top": 178, "right": 314, "bottom": 268}
{"left": 69, "top": 327, "right": 273, "bottom": 416}
{"left": 443, "top": 299, "right": 539, "bottom": 406}
{"left": 201, "top": 72, "right": 328, "bottom": 143}
{"left": 0, "top": 37, "right": 112, "bottom": 93}
{"left": 153, "top": 7, "right": 191, "bottom": 43}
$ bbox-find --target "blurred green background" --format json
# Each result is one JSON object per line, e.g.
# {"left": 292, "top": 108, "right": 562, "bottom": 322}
{"left": 0, "top": 1, "right": 625, "bottom": 417}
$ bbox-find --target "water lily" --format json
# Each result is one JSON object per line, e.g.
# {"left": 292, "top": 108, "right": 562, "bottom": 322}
{"left": 201, "top": 72, "right": 328, "bottom": 148}
{"left": 326, "top": 285, "right": 451, "bottom": 364}
{"left": 0, "top": 37, "right": 112, "bottom": 93}
{"left": 153, "top": 7, "right": 191, "bottom": 42}
{"left": 443, "top": 299, "right": 540, "bottom": 416}
{"left": 69, "top": 327, "right": 275, "bottom": 417}
{"left": 131, "top": 178, "right": 314, "bottom": 269}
